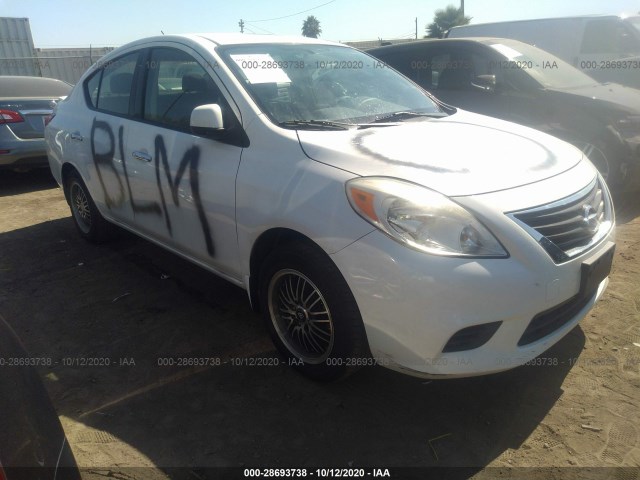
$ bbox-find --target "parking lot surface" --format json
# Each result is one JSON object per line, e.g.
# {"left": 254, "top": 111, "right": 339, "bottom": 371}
{"left": 0, "top": 170, "right": 639, "bottom": 479}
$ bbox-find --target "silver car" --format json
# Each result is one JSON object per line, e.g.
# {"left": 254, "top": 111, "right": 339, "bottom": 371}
{"left": 0, "top": 76, "right": 71, "bottom": 171}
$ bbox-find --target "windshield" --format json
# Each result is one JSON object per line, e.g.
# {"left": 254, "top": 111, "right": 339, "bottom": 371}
{"left": 218, "top": 43, "right": 442, "bottom": 126}
{"left": 487, "top": 41, "right": 598, "bottom": 89}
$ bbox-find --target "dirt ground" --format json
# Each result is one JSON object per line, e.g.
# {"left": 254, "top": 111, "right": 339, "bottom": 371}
{"left": 0, "top": 169, "right": 638, "bottom": 480}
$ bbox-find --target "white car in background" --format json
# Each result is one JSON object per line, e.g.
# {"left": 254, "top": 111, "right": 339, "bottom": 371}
{"left": 46, "top": 34, "right": 615, "bottom": 380}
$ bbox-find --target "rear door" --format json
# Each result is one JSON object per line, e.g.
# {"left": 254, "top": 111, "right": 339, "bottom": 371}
{"left": 77, "top": 50, "right": 141, "bottom": 224}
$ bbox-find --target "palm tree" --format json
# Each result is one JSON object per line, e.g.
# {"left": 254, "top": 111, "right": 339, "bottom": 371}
{"left": 426, "top": 5, "right": 471, "bottom": 38}
{"left": 302, "top": 15, "right": 322, "bottom": 38}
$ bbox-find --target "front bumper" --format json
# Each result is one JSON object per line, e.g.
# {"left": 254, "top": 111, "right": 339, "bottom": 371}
{"left": 331, "top": 166, "right": 615, "bottom": 378}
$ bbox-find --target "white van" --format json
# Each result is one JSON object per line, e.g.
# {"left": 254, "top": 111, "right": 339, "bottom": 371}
{"left": 447, "top": 15, "right": 640, "bottom": 88}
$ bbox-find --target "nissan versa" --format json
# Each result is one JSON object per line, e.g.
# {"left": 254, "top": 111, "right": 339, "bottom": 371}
{"left": 45, "top": 34, "right": 615, "bottom": 380}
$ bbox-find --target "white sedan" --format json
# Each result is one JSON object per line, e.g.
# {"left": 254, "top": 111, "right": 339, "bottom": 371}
{"left": 46, "top": 34, "right": 615, "bottom": 380}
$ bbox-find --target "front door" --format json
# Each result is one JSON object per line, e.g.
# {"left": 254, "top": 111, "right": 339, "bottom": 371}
{"left": 122, "top": 46, "right": 244, "bottom": 276}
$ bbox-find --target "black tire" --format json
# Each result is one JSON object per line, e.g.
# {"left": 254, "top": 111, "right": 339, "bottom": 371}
{"left": 65, "top": 171, "right": 115, "bottom": 243}
{"left": 580, "top": 138, "right": 625, "bottom": 188}
{"left": 259, "top": 243, "right": 370, "bottom": 381}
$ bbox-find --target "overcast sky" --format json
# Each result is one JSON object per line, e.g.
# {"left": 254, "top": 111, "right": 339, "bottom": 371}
{"left": 2, "top": 0, "right": 639, "bottom": 47}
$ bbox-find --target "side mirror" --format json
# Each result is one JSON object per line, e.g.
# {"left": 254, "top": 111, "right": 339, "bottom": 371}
{"left": 190, "top": 104, "right": 224, "bottom": 137}
{"left": 471, "top": 74, "right": 497, "bottom": 93}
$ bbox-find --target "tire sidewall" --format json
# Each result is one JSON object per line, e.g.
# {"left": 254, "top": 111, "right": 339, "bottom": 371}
{"left": 259, "top": 245, "right": 366, "bottom": 380}
{"left": 66, "top": 172, "right": 110, "bottom": 242}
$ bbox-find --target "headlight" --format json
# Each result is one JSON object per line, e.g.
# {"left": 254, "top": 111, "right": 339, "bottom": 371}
{"left": 346, "top": 177, "right": 508, "bottom": 257}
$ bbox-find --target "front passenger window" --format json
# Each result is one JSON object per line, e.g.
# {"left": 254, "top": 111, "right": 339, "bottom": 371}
{"left": 144, "top": 48, "right": 223, "bottom": 131}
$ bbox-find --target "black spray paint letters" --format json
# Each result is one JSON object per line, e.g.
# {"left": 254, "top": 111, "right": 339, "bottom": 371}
{"left": 90, "top": 118, "right": 215, "bottom": 256}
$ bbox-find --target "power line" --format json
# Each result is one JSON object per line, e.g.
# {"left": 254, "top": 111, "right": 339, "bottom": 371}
{"left": 245, "top": 23, "right": 276, "bottom": 34}
{"left": 246, "top": 0, "right": 337, "bottom": 22}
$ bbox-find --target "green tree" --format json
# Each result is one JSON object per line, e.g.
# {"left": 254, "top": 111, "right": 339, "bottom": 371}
{"left": 302, "top": 15, "right": 322, "bottom": 38}
{"left": 426, "top": 5, "right": 471, "bottom": 38}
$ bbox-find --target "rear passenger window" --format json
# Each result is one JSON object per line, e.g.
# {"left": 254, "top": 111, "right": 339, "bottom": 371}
{"left": 85, "top": 52, "right": 140, "bottom": 115}
{"left": 86, "top": 71, "right": 100, "bottom": 108}
{"left": 144, "top": 48, "right": 223, "bottom": 131}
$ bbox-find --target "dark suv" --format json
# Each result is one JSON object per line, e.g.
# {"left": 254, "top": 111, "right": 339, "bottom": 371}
{"left": 369, "top": 38, "right": 640, "bottom": 189}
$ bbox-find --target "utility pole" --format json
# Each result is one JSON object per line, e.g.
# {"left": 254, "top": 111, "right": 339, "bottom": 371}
{"left": 238, "top": 19, "right": 245, "bottom": 33}
{"left": 461, "top": 0, "right": 465, "bottom": 16}
{"left": 415, "top": 17, "right": 418, "bottom": 39}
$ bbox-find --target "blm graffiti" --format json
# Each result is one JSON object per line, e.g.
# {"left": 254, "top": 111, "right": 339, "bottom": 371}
{"left": 90, "top": 118, "right": 215, "bottom": 256}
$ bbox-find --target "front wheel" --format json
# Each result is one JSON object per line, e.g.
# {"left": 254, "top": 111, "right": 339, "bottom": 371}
{"left": 259, "top": 243, "right": 369, "bottom": 381}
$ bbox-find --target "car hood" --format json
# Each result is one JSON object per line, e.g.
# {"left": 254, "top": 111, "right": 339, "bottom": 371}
{"left": 549, "top": 82, "right": 640, "bottom": 113}
{"left": 297, "top": 110, "right": 584, "bottom": 197}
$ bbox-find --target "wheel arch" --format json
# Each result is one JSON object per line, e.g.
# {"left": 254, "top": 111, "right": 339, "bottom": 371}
{"left": 60, "top": 162, "right": 81, "bottom": 204}
{"left": 248, "top": 227, "right": 332, "bottom": 313}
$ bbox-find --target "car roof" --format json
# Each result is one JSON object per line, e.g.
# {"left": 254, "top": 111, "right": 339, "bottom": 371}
{"left": 0, "top": 76, "right": 72, "bottom": 99}
{"left": 367, "top": 37, "right": 529, "bottom": 53}
{"left": 121, "top": 33, "right": 342, "bottom": 49}
{"left": 196, "top": 33, "right": 340, "bottom": 46}
{"left": 449, "top": 13, "right": 628, "bottom": 30}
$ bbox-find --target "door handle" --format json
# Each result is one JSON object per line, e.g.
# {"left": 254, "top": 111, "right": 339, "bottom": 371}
{"left": 70, "top": 132, "right": 83, "bottom": 142}
{"left": 132, "top": 151, "right": 152, "bottom": 162}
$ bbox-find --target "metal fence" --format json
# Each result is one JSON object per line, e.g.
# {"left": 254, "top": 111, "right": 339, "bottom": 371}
{"left": 1, "top": 17, "right": 115, "bottom": 84}
{"left": 34, "top": 47, "right": 115, "bottom": 84}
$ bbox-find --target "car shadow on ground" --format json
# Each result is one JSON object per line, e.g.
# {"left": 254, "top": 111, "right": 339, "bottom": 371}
{"left": 612, "top": 190, "right": 640, "bottom": 225}
{"left": 0, "top": 168, "right": 57, "bottom": 197}
{"left": 0, "top": 216, "right": 587, "bottom": 478}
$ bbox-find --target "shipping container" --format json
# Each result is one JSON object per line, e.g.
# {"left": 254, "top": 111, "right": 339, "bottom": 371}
{"left": 0, "top": 17, "right": 40, "bottom": 77}
{"left": 36, "top": 47, "right": 114, "bottom": 84}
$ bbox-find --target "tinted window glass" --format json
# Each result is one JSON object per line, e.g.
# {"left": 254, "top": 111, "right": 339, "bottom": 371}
{"left": 375, "top": 48, "right": 489, "bottom": 92}
{"left": 488, "top": 41, "right": 596, "bottom": 89}
{"left": 96, "top": 52, "right": 139, "bottom": 115}
{"left": 581, "top": 18, "right": 640, "bottom": 54}
{"left": 373, "top": 51, "right": 433, "bottom": 90}
{"left": 86, "top": 71, "right": 100, "bottom": 108}
{"left": 144, "top": 48, "right": 222, "bottom": 130}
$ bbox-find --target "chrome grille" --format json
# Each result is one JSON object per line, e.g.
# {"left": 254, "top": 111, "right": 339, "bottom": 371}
{"left": 508, "top": 178, "right": 613, "bottom": 263}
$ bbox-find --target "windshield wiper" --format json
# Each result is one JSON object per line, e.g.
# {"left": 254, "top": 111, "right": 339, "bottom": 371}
{"left": 370, "top": 111, "right": 447, "bottom": 123}
{"left": 278, "top": 120, "right": 354, "bottom": 130}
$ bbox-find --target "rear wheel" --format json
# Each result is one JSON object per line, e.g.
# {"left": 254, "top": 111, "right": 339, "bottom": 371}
{"left": 259, "top": 243, "right": 369, "bottom": 381}
{"left": 66, "top": 172, "right": 115, "bottom": 242}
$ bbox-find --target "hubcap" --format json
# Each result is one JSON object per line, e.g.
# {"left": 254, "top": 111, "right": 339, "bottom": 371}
{"left": 268, "top": 269, "right": 334, "bottom": 364}
{"left": 71, "top": 182, "right": 92, "bottom": 233}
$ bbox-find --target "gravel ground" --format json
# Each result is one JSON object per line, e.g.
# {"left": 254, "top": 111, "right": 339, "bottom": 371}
{"left": 0, "top": 169, "right": 638, "bottom": 480}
